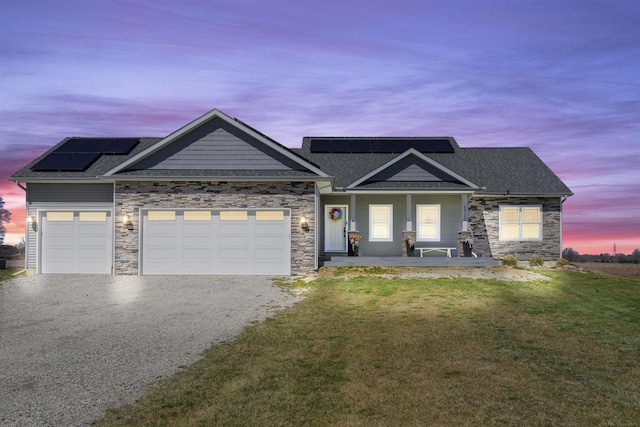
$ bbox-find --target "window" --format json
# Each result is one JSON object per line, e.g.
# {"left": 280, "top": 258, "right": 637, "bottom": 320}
{"left": 416, "top": 205, "right": 440, "bottom": 241}
{"left": 46, "top": 212, "right": 74, "bottom": 221}
{"left": 369, "top": 205, "right": 393, "bottom": 241}
{"left": 256, "top": 211, "right": 284, "bottom": 221}
{"left": 220, "top": 211, "right": 248, "bottom": 221}
{"left": 500, "top": 206, "right": 542, "bottom": 240}
{"left": 79, "top": 212, "right": 107, "bottom": 222}
{"left": 184, "top": 211, "right": 211, "bottom": 221}
{"left": 148, "top": 211, "right": 175, "bottom": 221}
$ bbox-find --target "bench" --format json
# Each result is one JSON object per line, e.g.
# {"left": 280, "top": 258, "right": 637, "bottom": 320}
{"left": 417, "top": 247, "right": 478, "bottom": 258}
{"left": 417, "top": 247, "right": 456, "bottom": 258}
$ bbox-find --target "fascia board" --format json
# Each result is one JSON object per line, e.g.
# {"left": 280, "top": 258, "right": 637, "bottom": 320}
{"left": 103, "top": 109, "right": 329, "bottom": 178}
{"left": 97, "top": 176, "right": 329, "bottom": 182}
{"left": 339, "top": 189, "right": 476, "bottom": 195}
{"left": 346, "top": 148, "right": 479, "bottom": 189}
{"left": 472, "top": 192, "right": 574, "bottom": 198}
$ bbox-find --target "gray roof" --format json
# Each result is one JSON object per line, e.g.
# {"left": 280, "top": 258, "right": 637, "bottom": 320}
{"left": 11, "top": 133, "right": 572, "bottom": 197}
{"left": 293, "top": 139, "right": 573, "bottom": 196}
{"left": 11, "top": 137, "right": 162, "bottom": 180}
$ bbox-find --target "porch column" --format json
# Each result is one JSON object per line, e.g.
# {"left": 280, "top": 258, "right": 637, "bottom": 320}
{"left": 350, "top": 194, "right": 357, "bottom": 231}
{"left": 461, "top": 194, "right": 469, "bottom": 230}
{"left": 405, "top": 194, "right": 413, "bottom": 231}
{"left": 403, "top": 194, "right": 415, "bottom": 257}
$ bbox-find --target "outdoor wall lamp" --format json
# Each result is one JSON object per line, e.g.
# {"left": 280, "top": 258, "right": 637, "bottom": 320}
{"left": 300, "top": 216, "right": 309, "bottom": 232}
{"left": 27, "top": 215, "right": 37, "bottom": 232}
{"left": 27, "top": 215, "right": 35, "bottom": 223}
{"left": 122, "top": 214, "right": 134, "bottom": 230}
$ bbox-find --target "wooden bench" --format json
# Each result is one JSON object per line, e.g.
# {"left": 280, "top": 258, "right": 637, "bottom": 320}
{"left": 417, "top": 247, "right": 457, "bottom": 258}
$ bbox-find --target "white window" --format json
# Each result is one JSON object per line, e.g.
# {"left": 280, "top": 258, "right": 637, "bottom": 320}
{"left": 369, "top": 205, "right": 393, "bottom": 241}
{"left": 416, "top": 205, "right": 440, "bottom": 241}
{"left": 500, "top": 206, "right": 542, "bottom": 240}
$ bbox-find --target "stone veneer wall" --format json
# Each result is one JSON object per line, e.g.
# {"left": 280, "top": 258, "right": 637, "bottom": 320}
{"left": 114, "top": 181, "right": 316, "bottom": 275}
{"left": 468, "top": 197, "right": 562, "bottom": 260}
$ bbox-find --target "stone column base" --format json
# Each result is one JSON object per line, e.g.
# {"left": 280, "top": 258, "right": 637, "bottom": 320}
{"left": 402, "top": 230, "right": 416, "bottom": 257}
{"left": 348, "top": 230, "right": 361, "bottom": 256}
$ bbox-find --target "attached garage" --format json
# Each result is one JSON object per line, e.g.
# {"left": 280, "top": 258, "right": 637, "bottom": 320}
{"left": 40, "top": 210, "right": 113, "bottom": 274}
{"left": 141, "top": 209, "right": 291, "bottom": 275}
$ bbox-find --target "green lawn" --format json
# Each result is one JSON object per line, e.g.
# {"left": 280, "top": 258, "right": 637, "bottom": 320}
{"left": 0, "top": 269, "right": 23, "bottom": 281}
{"left": 96, "top": 269, "right": 640, "bottom": 426}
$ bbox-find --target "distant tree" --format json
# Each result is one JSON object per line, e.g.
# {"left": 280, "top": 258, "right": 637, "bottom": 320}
{"left": 562, "top": 247, "right": 579, "bottom": 262}
{"left": 0, "top": 197, "right": 11, "bottom": 245}
{"left": 632, "top": 249, "right": 640, "bottom": 264}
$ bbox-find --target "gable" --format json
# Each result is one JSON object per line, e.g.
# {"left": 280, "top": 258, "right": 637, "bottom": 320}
{"left": 367, "top": 157, "right": 456, "bottom": 182}
{"left": 128, "top": 117, "right": 304, "bottom": 172}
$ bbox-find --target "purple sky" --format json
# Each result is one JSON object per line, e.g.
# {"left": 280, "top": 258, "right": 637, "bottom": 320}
{"left": 1, "top": 0, "right": 639, "bottom": 254}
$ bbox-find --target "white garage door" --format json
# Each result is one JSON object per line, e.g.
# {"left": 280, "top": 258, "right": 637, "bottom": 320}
{"left": 41, "top": 211, "right": 112, "bottom": 274}
{"left": 142, "top": 209, "right": 291, "bottom": 275}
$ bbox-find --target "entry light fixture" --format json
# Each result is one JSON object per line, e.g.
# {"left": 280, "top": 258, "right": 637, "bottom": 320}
{"left": 122, "top": 215, "right": 130, "bottom": 225}
{"left": 27, "top": 215, "right": 35, "bottom": 223}
{"left": 300, "top": 216, "right": 309, "bottom": 232}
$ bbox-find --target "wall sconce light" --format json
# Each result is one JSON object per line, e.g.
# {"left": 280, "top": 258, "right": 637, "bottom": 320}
{"left": 27, "top": 215, "right": 37, "bottom": 232}
{"left": 27, "top": 215, "right": 35, "bottom": 223}
{"left": 122, "top": 215, "right": 134, "bottom": 230}
{"left": 300, "top": 216, "right": 309, "bottom": 232}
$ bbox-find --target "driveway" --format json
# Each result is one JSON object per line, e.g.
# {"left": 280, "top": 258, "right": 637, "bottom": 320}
{"left": 1, "top": 275, "right": 299, "bottom": 426}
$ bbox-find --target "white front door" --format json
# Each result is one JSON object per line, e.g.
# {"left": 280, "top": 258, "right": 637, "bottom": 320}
{"left": 324, "top": 205, "right": 347, "bottom": 252}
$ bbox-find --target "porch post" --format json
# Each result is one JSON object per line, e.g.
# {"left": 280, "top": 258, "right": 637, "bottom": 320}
{"left": 406, "top": 194, "right": 412, "bottom": 231}
{"left": 350, "top": 194, "right": 357, "bottom": 231}
{"left": 403, "top": 194, "right": 415, "bottom": 257}
{"left": 461, "top": 194, "right": 469, "bottom": 230}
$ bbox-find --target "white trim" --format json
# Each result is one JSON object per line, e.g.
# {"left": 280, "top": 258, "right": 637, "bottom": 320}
{"left": 369, "top": 204, "right": 393, "bottom": 242}
{"left": 416, "top": 204, "right": 441, "bottom": 242}
{"left": 499, "top": 205, "right": 543, "bottom": 241}
{"left": 346, "top": 149, "right": 479, "bottom": 189}
{"left": 102, "top": 109, "right": 329, "bottom": 178}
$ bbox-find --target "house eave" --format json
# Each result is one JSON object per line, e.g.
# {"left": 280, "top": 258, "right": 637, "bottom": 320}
{"left": 97, "top": 175, "right": 330, "bottom": 183}
{"left": 335, "top": 188, "right": 477, "bottom": 195}
{"left": 472, "top": 192, "right": 574, "bottom": 198}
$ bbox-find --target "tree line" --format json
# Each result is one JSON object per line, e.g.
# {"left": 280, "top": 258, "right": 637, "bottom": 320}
{"left": 563, "top": 247, "right": 640, "bottom": 264}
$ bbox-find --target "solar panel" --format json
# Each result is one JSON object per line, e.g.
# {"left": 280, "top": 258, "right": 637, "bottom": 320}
{"left": 103, "top": 138, "right": 140, "bottom": 154}
{"left": 350, "top": 140, "right": 372, "bottom": 153}
{"left": 33, "top": 137, "right": 141, "bottom": 172}
{"left": 330, "top": 141, "right": 352, "bottom": 153}
{"left": 309, "top": 139, "right": 331, "bottom": 153}
{"left": 58, "top": 152, "right": 102, "bottom": 171}
{"left": 32, "top": 153, "right": 74, "bottom": 171}
{"left": 370, "top": 139, "right": 392, "bottom": 152}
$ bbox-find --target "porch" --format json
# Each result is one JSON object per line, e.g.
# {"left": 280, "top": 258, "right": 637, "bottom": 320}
{"left": 320, "top": 256, "right": 498, "bottom": 268}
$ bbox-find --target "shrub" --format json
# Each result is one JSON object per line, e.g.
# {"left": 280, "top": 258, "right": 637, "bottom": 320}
{"left": 501, "top": 254, "right": 518, "bottom": 267}
{"left": 529, "top": 255, "right": 544, "bottom": 267}
{"left": 556, "top": 258, "right": 569, "bottom": 268}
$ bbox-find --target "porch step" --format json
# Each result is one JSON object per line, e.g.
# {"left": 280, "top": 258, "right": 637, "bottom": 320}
{"left": 321, "top": 256, "right": 499, "bottom": 268}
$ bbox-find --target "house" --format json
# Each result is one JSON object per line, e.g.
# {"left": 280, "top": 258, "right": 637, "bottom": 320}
{"left": 10, "top": 108, "right": 573, "bottom": 275}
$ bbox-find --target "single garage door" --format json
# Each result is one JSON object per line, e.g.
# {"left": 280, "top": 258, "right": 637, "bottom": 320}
{"left": 142, "top": 209, "right": 291, "bottom": 275}
{"left": 41, "top": 211, "right": 113, "bottom": 274}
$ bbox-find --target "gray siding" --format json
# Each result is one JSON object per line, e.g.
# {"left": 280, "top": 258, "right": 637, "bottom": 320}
{"left": 134, "top": 117, "right": 304, "bottom": 171}
{"left": 319, "top": 194, "right": 464, "bottom": 257}
{"left": 25, "top": 183, "right": 114, "bottom": 270}
{"left": 25, "top": 202, "right": 114, "bottom": 270}
{"left": 27, "top": 183, "right": 114, "bottom": 203}
{"left": 372, "top": 157, "right": 451, "bottom": 182}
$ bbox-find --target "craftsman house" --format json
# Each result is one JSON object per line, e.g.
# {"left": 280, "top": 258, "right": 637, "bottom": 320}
{"left": 10, "top": 109, "right": 572, "bottom": 275}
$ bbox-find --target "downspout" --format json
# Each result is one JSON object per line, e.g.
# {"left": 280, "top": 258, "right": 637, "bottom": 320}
{"left": 15, "top": 182, "right": 28, "bottom": 274}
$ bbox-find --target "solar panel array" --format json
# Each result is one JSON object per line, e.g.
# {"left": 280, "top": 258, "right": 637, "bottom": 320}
{"left": 309, "top": 138, "right": 455, "bottom": 153}
{"left": 32, "top": 138, "right": 140, "bottom": 172}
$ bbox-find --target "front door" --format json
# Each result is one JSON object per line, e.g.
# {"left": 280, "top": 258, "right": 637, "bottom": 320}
{"left": 324, "top": 205, "right": 347, "bottom": 252}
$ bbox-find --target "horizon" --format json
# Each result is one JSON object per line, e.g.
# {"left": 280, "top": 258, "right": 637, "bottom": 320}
{"left": 1, "top": 0, "right": 639, "bottom": 254}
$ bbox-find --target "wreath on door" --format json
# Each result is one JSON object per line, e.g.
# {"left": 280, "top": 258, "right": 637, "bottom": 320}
{"left": 329, "top": 207, "right": 343, "bottom": 221}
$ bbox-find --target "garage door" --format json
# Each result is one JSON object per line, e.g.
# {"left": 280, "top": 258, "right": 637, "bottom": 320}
{"left": 41, "top": 211, "right": 112, "bottom": 274}
{"left": 142, "top": 209, "right": 291, "bottom": 275}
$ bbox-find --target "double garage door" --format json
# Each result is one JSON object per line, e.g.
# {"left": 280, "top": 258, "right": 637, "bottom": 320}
{"left": 39, "top": 209, "right": 291, "bottom": 275}
{"left": 142, "top": 209, "right": 291, "bottom": 275}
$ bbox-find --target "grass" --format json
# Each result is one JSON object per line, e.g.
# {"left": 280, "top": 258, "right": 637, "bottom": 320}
{"left": 95, "top": 270, "right": 640, "bottom": 426}
{"left": 578, "top": 262, "right": 640, "bottom": 277}
{"left": 0, "top": 269, "right": 23, "bottom": 281}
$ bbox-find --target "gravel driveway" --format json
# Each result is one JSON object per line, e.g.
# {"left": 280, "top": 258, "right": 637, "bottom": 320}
{"left": 1, "top": 275, "right": 299, "bottom": 426}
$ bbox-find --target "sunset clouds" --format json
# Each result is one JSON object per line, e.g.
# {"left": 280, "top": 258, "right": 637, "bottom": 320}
{"left": 1, "top": 0, "right": 638, "bottom": 253}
